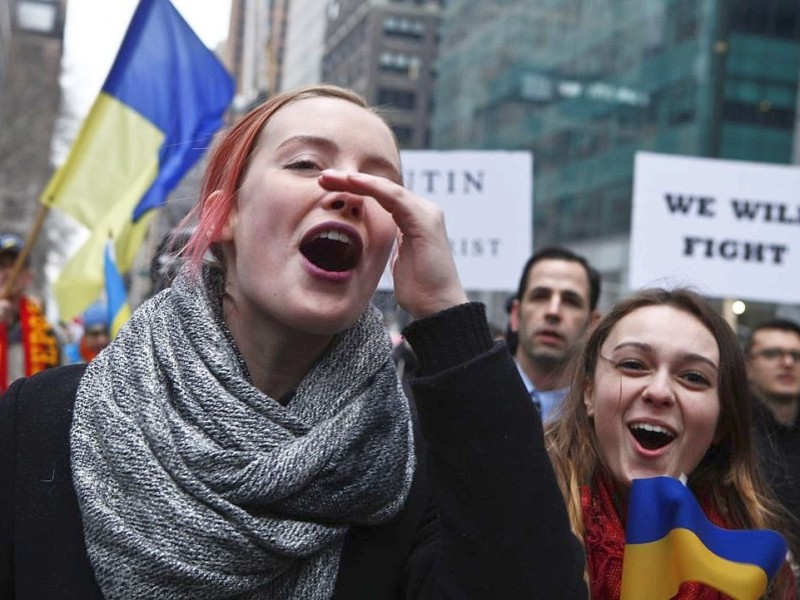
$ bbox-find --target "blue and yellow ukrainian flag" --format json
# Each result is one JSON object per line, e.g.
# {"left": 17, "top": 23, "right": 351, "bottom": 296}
{"left": 620, "top": 476, "right": 787, "bottom": 600}
{"left": 104, "top": 240, "right": 131, "bottom": 339}
{"left": 42, "top": 0, "right": 234, "bottom": 321}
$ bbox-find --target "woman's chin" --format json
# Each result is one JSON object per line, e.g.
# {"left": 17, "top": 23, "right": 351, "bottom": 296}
{"left": 616, "top": 465, "right": 672, "bottom": 488}
{"left": 287, "top": 307, "right": 363, "bottom": 337}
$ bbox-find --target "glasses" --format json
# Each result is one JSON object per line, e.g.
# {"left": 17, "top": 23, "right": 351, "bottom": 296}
{"left": 752, "top": 348, "right": 800, "bottom": 363}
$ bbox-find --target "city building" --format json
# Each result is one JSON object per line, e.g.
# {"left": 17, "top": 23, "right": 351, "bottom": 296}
{"left": 223, "top": 0, "right": 273, "bottom": 112}
{"left": 0, "top": 1, "right": 12, "bottom": 101}
{"left": 279, "top": 0, "right": 326, "bottom": 91}
{"left": 432, "top": 0, "right": 800, "bottom": 314}
{"left": 322, "top": 0, "right": 443, "bottom": 149}
{"left": 0, "top": 0, "right": 67, "bottom": 295}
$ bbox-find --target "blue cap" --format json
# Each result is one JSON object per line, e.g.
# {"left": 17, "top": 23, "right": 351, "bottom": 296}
{"left": 0, "top": 233, "right": 24, "bottom": 255}
{"left": 83, "top": 300, "right": 109, "bottom": 328}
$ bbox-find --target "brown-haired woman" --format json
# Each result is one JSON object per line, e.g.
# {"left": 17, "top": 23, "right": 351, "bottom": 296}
{"left": 546, "top": 287, "right": 796, "bottom": 599}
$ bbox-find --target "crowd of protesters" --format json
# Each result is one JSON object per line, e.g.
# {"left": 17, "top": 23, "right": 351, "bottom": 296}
{"left": 1, "top": 84, "right": 798, "bottom": 598}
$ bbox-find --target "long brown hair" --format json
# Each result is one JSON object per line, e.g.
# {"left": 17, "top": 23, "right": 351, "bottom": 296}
{"left": 545, "top": 288, "right": 795, "bottom": 595}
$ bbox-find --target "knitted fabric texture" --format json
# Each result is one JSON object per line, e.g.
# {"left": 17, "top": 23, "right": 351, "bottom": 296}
{"left": 71, "top": 266, "right": 415, "bottom": 599}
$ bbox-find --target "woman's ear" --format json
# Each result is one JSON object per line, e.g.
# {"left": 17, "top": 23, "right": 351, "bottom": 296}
{"left": 209, "top": 190, "right": 236, "bottom": 242}
{"left": 583, "top": 379, "right": 595, "bottom": 417}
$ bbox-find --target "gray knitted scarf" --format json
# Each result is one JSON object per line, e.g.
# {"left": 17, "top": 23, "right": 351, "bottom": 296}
{"left": 71, "top": 266, "right": 415, "bottom": 599}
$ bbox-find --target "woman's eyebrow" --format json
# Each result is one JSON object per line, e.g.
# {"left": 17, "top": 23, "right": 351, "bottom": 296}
{"left": 611, "top": 341, "right": 718, "bottom": 371}
{"left": 274, "top": 134, "right": 336, "bottom": 154}
{"left": 681, "top": 353, "right": 719, "bottom": 371}
{"left": 611, "top": 341, "right": 650, "bottom": 354}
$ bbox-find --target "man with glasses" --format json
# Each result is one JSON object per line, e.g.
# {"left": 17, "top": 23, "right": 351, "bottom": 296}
{"left": 746, "top": 318, "right": 800, "bottom": 563}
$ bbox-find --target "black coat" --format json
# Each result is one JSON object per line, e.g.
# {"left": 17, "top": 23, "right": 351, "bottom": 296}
{"left": 752, "top": 396, "right": 800, "bottom": 560}
{"left": 1, "top": 329, "right": 585, "bottom": 598}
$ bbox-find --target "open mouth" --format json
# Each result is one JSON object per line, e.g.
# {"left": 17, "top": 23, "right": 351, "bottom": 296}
{"left": 629, "top": 423, "right": 676, "bottom": 450}
{"left": 300, "top": 228, "right": 362, "bottom": 272}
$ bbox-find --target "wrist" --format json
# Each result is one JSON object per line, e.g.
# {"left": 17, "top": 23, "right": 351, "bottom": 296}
{"left": 403, "top": 302, "right": 492, "bottom": 375}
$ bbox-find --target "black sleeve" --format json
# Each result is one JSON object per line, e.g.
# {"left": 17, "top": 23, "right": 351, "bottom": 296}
{"left": 0, "top": 365, "right": 103, "bottom": 599}
{"left": 401, "top": 302, "right": 587, "bottom": 599}
{"left": 0, "top": 378, "right": 22, "bottom": 593}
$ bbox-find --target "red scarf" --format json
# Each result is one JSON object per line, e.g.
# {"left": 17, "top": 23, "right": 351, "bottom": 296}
{"left": 581, "top": 472, "right": 731, "bottom": 600}
{"left": 0, "top": 296, "right": 61, "bottom": 392}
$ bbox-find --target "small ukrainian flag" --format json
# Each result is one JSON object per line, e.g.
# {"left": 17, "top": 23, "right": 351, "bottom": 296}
{"left": 621, "top": 476, "right": 787, "bottom": 600}
{"left": 104, "top": 240, "right": 131, "bottom": 339}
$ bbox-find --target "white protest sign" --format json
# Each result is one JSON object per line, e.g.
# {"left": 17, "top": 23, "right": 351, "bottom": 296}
{"left": 629, "top": 151, "right": 800, "bottom": 303}
{"left": 379, "top": 150, "right": 533, "bottom": 291}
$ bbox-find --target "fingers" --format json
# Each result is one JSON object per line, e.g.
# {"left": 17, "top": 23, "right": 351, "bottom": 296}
{"left": 318, "top": 169, "right": 468, "bottom": 319}
{"left": 318, "top": 169, "right": 402, "bottom": 209}
{"left": 318, "top": 169, "right": 434, "bottom": 233}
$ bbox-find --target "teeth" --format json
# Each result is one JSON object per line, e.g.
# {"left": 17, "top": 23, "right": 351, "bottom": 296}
{"left": 630, "top": 423, "right": 674, "bottom": 437}
{"left": 314, "top": 230, "right": 352, "bottom": 244}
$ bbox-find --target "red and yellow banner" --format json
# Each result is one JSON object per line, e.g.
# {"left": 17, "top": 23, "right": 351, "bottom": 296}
{"left": 0, "top": 297, "right": 61, "bottom": 392}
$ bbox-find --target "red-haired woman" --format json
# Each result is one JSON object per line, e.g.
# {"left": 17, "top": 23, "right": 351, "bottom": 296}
{"left": 1, "top": 85, "right": 585, "bottom": 599}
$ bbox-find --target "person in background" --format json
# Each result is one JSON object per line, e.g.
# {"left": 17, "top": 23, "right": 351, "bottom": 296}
{"left": 1, "top": 84, "right": 585, "bottom": 599}
{"left": 0, "top": 232, "right": 61, "bottom": 392}
{"left": 509, "top": 246, "right": 601, "bottom": 421}
{"left": 79, "top": 301, "right": 111, "bottom": 362}
{"left": 746, "top": 318, "right": 800, "bottom": 566}
{"left": 545, "top": 288, "right": 796, "bottom": 598}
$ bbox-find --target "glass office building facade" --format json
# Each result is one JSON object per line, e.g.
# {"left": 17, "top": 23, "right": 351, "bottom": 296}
{"left": 432, "top": 0, "right": 800, "bottom": 306}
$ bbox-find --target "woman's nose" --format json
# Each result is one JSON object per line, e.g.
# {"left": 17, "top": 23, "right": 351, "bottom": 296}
{"left": 326, "top": 194, "right": 364, "bottom": 219}
{"left": 641, "top": 370, "right": 675, "bottom": 406}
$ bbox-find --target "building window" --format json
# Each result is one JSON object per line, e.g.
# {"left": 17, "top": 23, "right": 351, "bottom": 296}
{"left": 383, "top": 16, "right": 426, "bottom": 38}
{"left": 378, "top": 51, "right": 421, "bottom": 77}
{"left": 15, "top": 0, "right": 58, "bottom": 35}
{"left": 391, "top": 125, "right": 414, "bottom": 145}
{"left": 377, "top": 88, "right": 417, "bottom": 110}
{"left": 723, "top": 101, "right": 795, "bottom": 129}
{"left": 729, "top": 0, "right": 800, "bottom": 39}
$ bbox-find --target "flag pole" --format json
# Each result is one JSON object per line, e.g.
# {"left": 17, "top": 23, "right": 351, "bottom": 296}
{"left": 0, "top": 204, "right": 50, "bottom": 299}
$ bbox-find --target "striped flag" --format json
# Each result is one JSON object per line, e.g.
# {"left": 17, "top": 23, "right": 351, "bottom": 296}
{"left": 621, "top": 476, "right": 787, "bottom": 600}
{"left": 104, "top": 240, "right": 131, "bottom": 338}
{"left": 42, "top": 0, "right": 234, "bottom": 321}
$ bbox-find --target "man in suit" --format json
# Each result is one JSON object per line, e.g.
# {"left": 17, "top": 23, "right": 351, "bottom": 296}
{"left": 508, "top": 246, "right": 601, "bottom": 422}
{"left": 746, "top": 318, "right": 800, "bottom": 560}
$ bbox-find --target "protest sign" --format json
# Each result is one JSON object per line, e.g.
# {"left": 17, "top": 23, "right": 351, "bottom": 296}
{"left": 629, "top": 152, "right": 800, "bottom": 304}
{"left": 380, "top": 150, "right": 533, "bottom": 291}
